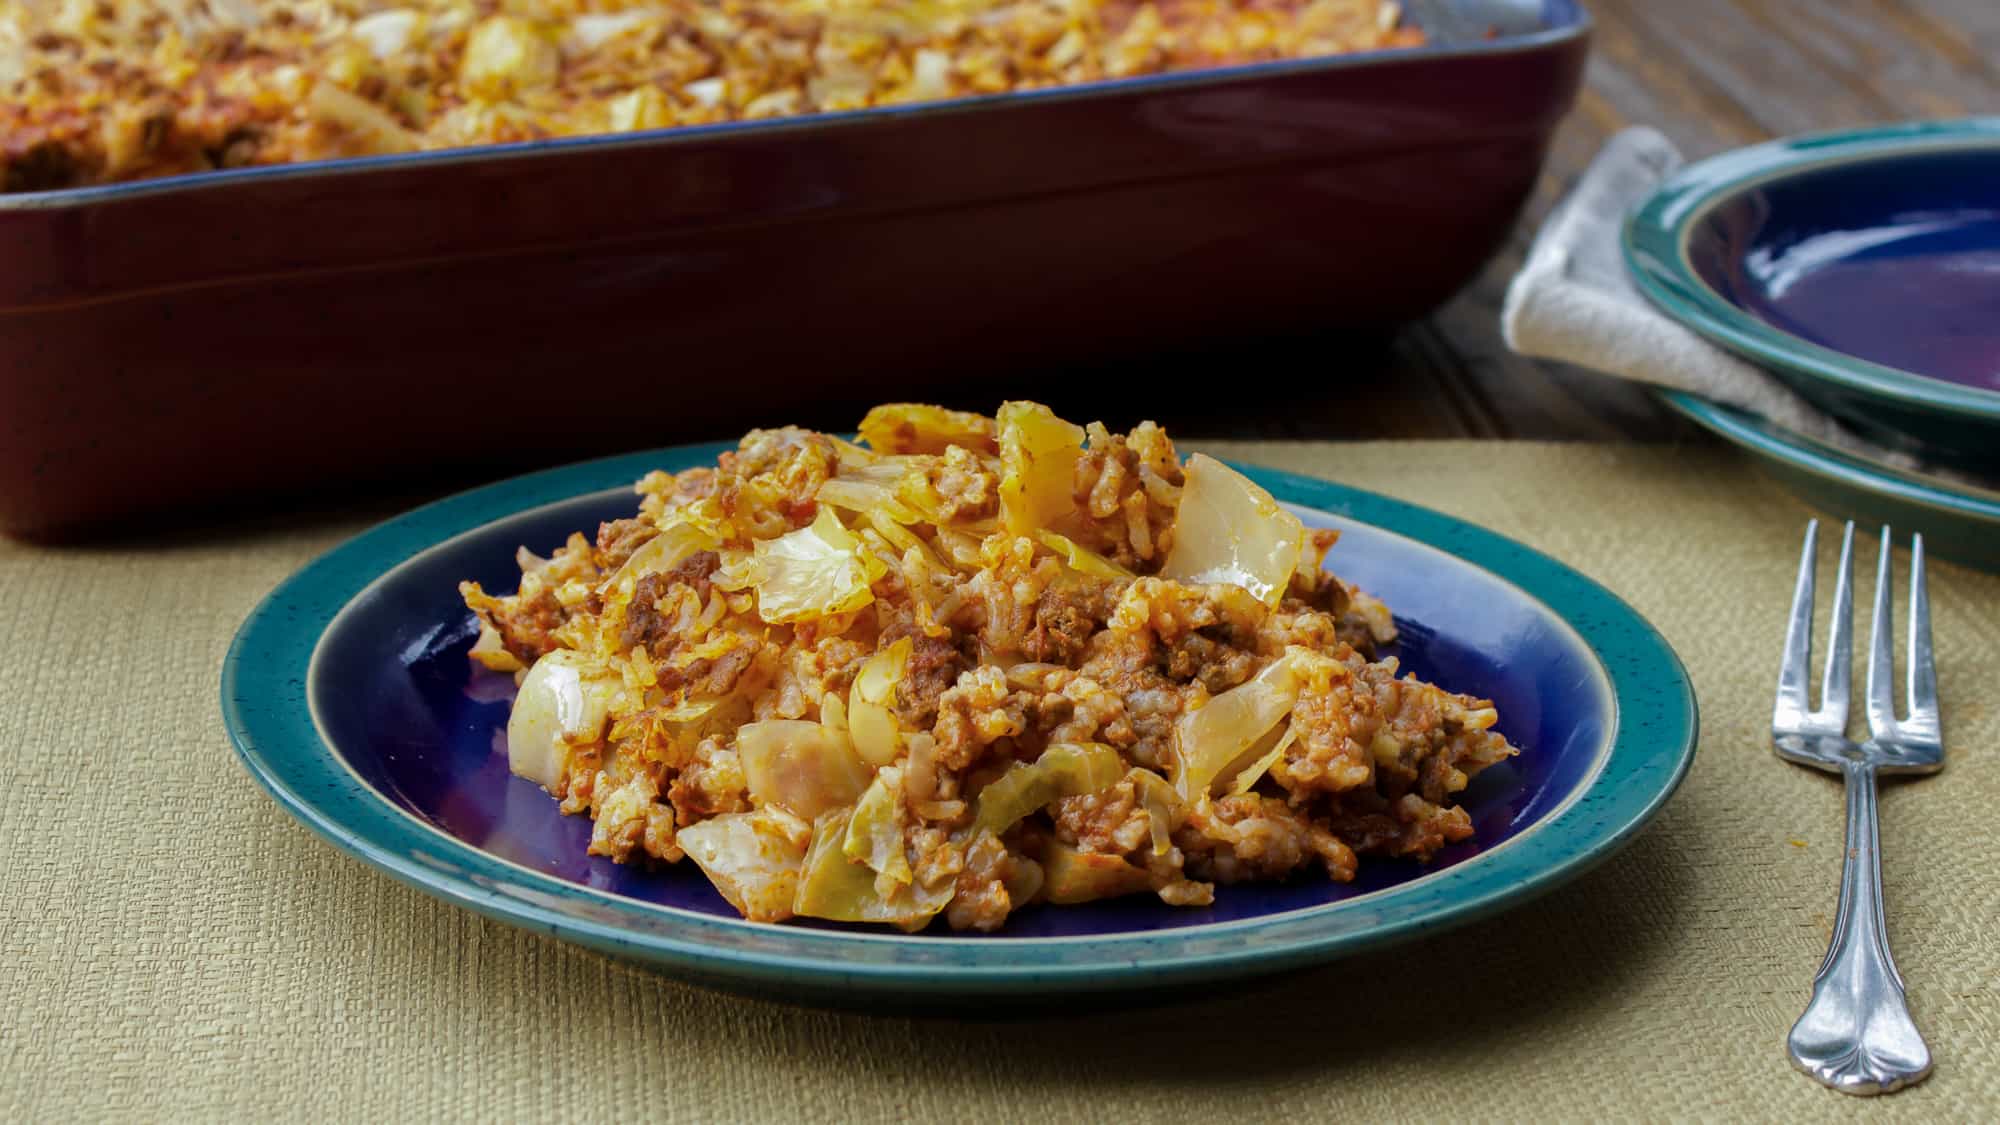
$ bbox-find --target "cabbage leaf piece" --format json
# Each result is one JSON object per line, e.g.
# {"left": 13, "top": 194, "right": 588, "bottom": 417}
{"left": 506, "top": 650, "right": 616, "bottom": 790}
{"left": 1160, "top": 454, "right": 1305, "bottom": 607}
{"left": 1229, "top": 723, "right": 1299, "bottom": 796}
{"left": 748, "top": 508, "right": 885, "bottom": 624}
{"left": 795, "top": 809, "right": 953, "bottom": 928}
{"left": 737, "top": 719, "right": 872, "bottom": 819}
{"left": 1040, "top": 843, "right": 1152, "bottom": 904}
{"left": 1171, "top": 651, "right": 1303, "bottom": 801}
{"left": 842, "top": 768, "right": 915, "bottom": 889}
{"left": 997, "top": 401, "right": 1084, "bottom": 537}
{"left": 678, "top": 809, "right": 810, "bottom": 923}
{"left": 973, "top": 743, "right": 1124, "bottom": 836}
{"left": 857, "top": 403, "right": 998, "bottom": 455}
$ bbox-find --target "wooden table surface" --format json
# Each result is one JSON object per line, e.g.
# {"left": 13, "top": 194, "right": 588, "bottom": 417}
{"left": 1114, "top": 0, "right": 2000, "bottom": 442}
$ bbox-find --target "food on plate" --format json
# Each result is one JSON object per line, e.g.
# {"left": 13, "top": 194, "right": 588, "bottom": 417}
{"left": 460, "top": 402, "right": 1517, "bottom": 930}
{"left": 2, "top": 0, "right": 1422, "bottom": 191}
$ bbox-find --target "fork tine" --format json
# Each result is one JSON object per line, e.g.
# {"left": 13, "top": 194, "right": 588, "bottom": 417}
{"left": 1821, "top": 521, "right": 1855, "bottom": 722}
{"left": 1776, "top": 520, "right": 1819, "bottom": 722}
{"left": 1866, "top": 526, "right": 1899, "bottom": 738}
{"left": 1908, "top": 533, "right": 1940, "bottom": 735}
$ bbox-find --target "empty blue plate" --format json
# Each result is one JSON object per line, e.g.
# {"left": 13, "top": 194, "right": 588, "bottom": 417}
{"left": 1625, "top": 118, "right": 2000, "bottom": 472}
{"left": 222, "top": 446, "right": 1697, "bottom": 1006}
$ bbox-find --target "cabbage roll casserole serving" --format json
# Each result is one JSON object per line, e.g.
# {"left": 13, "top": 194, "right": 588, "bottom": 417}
{"left": 460, "top": 403, "right": 1518, "bottom": 930}
{"left": 2, "top": 0, "right": 1421, "bottom": 190}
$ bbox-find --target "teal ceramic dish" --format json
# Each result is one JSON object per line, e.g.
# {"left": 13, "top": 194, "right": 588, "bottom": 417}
{"left": 1624, "top": 119, "right": 2000, "bottom": 473}
{"left": 222, "top": 446, "right": 1697, "bottom": 1007}
{"left": 1660, "top": 391, "right": 2000, "bottom": 574}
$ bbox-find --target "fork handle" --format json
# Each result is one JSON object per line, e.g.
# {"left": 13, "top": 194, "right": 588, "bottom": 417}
{"left": 1787, "top": 760, "right": 1932, "bottom": 1094}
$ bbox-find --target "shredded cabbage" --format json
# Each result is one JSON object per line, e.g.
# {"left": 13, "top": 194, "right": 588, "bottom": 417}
{"left": 1128, "top": 768, "right": 1184, "bottom": 856}
{"left": 1035, "top": 530, "right": 1134, "bottom": 579}
{"left": 676, "top": 808, "right": 809, "bottom": 923}
{"left": 1160, "top": 454, "right": 1305, "bottom": 607}
{"left": 818, "top": 478, "right": 943, "bottom": 564}
{"left": 997, "top": 401, "right": 1084, "bottom": 536}
{"left": 747, "top": 508, "right": 884, "bottom": 624}
{"left": 1171, "top": 651, "right": 1302, "bottom": 800}
{"left": 830, "top": 436, "right": 882, "bottom": 473}
{"left": 817, "top": 478, "right": 926, "bottom": 526}
{"left": 839, "top": 454, "right": 924, "bottom": 490}
{"left": 736, "top": 719, "right": 871, "bottom": 818}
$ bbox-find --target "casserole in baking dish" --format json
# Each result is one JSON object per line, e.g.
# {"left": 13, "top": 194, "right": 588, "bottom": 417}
{"left": 3, "top": 0, "right": 1423, "bottom": 188}
{"left": 0, "top": 0, "right": 1588, "bottom": 537}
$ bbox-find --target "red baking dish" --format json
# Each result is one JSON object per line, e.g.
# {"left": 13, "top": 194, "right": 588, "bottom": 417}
{"left": 0, "top": 0, "right": 1588, "bottom": 538}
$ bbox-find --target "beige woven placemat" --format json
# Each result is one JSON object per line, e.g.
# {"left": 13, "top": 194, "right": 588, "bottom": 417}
{"left": 3, "top": 441, "right": 1996, "bottom": 1122}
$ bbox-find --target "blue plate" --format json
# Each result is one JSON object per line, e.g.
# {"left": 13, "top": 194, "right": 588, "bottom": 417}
{"left": 222, "top": 446, "right": 1697, "bottom": 1005}
{"left": 1625, "top": 119, "right": 2000, "bottom": 472}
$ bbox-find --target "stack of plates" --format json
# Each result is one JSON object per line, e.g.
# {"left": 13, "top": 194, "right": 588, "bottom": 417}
{"left": 1623, "top": 119, "right": 2000, "bottom": 571}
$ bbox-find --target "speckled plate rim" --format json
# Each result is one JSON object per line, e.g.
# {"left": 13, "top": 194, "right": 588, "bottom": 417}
{"left": 1658, "top": 391, "right": 2000, "bottom": 522}
{"left": 221, "top": 445, "right": 1697, "bottom": 997}
{"left": 1622, "top": 117, "right": 2000, "bottom": 423}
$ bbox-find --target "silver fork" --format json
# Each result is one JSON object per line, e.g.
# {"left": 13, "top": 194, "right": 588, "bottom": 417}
{"left": 1774, "top": 520, "right": 1943, "bottom": 1095}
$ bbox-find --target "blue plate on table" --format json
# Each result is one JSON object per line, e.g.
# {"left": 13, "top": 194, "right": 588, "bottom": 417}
{"left": 221, "top": 445, "right": 1697, "bottom": 1007}
{"left": 1624, "top": 119, "right": 2000, "bottom": 473}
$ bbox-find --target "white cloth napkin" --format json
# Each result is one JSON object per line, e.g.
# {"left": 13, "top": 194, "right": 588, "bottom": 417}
{"left": 1500, "top": 126, "right": 1946, "bottom": 475}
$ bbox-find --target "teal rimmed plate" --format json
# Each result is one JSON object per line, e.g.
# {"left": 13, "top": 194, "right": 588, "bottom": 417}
{"left": 1661, "top": 391, "right": 2000, "bottom": 574}
{"left": 222, "top": 446, "right": 1697, "bottom": 1006}
{"left": 1624, "top": 118, "right": 2000, "bottom": 472}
